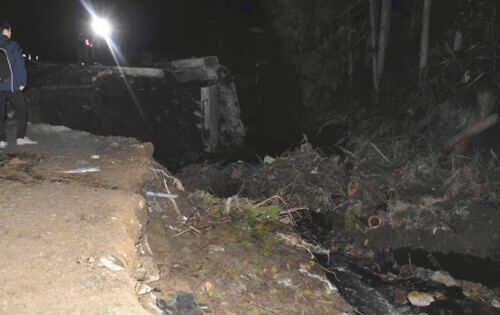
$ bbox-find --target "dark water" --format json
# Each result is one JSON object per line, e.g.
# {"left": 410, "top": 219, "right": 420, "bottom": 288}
{"left": 318, "top": 253, "right": 499, "bottom": 315}
{"left": 393, "top": 248, "right": 500, "bottom": 289}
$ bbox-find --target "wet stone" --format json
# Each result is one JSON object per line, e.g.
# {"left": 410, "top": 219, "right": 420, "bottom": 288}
{"left": 492, "top": 298, "right": 500, "bottom": 308}
{"left": 394, "top": 288, "right": 408, "bottom": 304}
{"left": 431, "top": 270, "right": 458, "bottom": 287}
{"left": 156, "top": 291, "right": 207, "bottom": 315}
{"left": 407, "top": 291, "right": 435, "bottom": 307}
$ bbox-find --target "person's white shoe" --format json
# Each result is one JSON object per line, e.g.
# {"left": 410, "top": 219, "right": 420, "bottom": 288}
{"left": 16, "top": 137, "right": 38, "bottom": 145}
{"left": 0, "top": 141, "right": 7, "bottom": 149}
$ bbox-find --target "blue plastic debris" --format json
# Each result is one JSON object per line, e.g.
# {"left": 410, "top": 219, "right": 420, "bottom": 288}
{"left": 146, "top": 191, "right": 178, "bottom": 199}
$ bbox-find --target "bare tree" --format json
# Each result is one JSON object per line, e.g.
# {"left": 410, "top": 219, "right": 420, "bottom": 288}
{"left": 376, "top": 0, "right": 392, "bottom": 84}
{"left": 419, "top": 0, "right": 432, "bottom": 85}
{"left": 369, "top": 0, "right": 391, "bottom": 95}
{"left": 369, "top": 0, "right": 380, "bottom": 93}
{"left": 347, "top": 7, "right": 354, "bottom": 88}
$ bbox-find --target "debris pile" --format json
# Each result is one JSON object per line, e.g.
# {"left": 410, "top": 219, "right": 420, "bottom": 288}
{"left": 137, "top": 162, "right": 354, "bottom": 314}
{"left": 157, "top": 108, "right": 500, "bottom": 312}
{"left": 178, "top": 125, "right": 500, "bottom": 260}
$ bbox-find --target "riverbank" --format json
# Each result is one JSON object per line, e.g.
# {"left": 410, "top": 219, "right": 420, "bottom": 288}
{"left": 0, "top": 123, "right": 354, "bottom": 314}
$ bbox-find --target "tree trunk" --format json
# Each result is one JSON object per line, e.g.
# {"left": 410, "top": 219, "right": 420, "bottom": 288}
{"left": 419, "top": 0, "right": 432, "bottom": 84}
{"left": 347, "top": 8, "right": 354, "bottom": 88}
{"left": 369, "top": 0, "right": 380, "bottom": 94}
{"left": 410, "top": 0, "right": 419, "bottom": 38}
{"left": 376, "top": 0, "right": 392, "bottom": 84}
{"left": 453, "top": 30, "right": 463, "bottom": 52}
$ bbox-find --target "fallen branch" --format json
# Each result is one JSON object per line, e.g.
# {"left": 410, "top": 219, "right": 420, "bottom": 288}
{"left": 337, "top": 146, "right": 358, "bottom": 159}
{"left": 443, "top": 113, "right": 499, "bottom": 153}
{"left": 164, "top": 178, "right": 182, "bottom": 217}
{"left": 280, "top": 207, "right": 308, "bottom": 214}
{"left": 279, "top": 207, "right": 308, "bottom": 227}
{"left": 370, "top": 142, "right": 395, "bottom": 166}
{"left": 276, "top": 232, "right": 331, "bottom": 259}
{"left": 172, "top": 226, "right": 200, "bottom": 237}
{"left": 491, "top": 149, "right": 498, "bottom": 160}
{"left": 252, "top": 195, "right": 286, "bottom": 210}
{"left": 172, "top": 229, "right": 190, "bottom": 237}
{"left": 149, "top": 167, "right": 185, "bottom": 191}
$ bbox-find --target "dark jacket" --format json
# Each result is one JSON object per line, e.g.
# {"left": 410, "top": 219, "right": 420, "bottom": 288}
{"left": 0, "top": 34, "right": 27, "bottom": 91}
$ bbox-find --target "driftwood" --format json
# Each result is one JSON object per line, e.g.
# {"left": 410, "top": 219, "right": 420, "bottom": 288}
{"left": 443, "top": 113, "right": 499, "bottom": 153}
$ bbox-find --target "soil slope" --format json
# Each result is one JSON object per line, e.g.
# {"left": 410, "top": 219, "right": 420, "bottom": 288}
{"left": 0, "top": 123, "right": 152, "bottom": 314}
{"left": 0, "top": 123, "right": 354, "bottom": 314}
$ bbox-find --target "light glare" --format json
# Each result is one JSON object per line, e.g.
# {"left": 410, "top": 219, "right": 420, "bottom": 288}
{"left": 92, "top": 18, "right": 111, "bottom": 38}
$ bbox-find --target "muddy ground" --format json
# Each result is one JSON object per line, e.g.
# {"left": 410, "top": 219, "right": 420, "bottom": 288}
{"left": 0, "top": 122, "right": 354, "bottom": 314}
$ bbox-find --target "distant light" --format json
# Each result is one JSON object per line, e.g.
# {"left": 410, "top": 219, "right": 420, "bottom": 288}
{"left": 85, "top": 38, "right": 91, "bottom": 46}
{"left": 92, "top": 17, "right": 112, "bottom": 39}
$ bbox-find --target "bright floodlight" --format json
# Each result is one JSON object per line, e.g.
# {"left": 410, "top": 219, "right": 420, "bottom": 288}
{"left": 92, "top": 17, "right": 111, "bottom": 39}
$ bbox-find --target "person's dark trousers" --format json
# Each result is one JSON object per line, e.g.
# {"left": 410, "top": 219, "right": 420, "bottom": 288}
{"left": 0, "top": 90, "right": 27, "bottom": 141}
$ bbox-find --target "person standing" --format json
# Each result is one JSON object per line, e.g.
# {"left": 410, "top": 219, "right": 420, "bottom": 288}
{"left": 0, "top": 19, "right": 37, "bottom": 149}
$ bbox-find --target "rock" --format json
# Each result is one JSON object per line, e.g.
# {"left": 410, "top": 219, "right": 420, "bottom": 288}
{"left": 144, "top": 268, "right": 161, "bottom": 284}
{"left": 156, "top": 291, "right": 208, "bottom": 315}
{"left": 277, "top": 277, "right": 297, "bottom": 289}
{"left": 492, "top": 299, "right": 500, "bottom": 308}
{"left": 394, "top": 288, "right": 407, "bottom": 304}
{"left": 407, "top": 291, "right": 434, "bottom": 307}
{"left": 135, "top": 267, "right": 147, "bottom": 281}
{"left": 138, "top": 284, "right": 152, "bottom": 295}
{"left": 264, "top": 156, "right": 275, "bottom": 164}
{"left": 414, "top": 267, "right": 433, "bottom": 281}
{"left": 100, "top": 254, "right": 126, "bottom": 271}
{"left": 208, "top": 244, "right": 225, "bottom": 253}
{"left": 235, "top": 280, "right": 247, "bottom": 293}
{"left": 431, "top": 270, "right": 458, "bottom": 287}
{"left": 426, "top": 253, "right": 441, "bottom": 270}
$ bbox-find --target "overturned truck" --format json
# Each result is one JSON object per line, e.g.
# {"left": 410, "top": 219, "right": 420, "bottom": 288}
{"left": 24, "top": 57, "right": 245, "bottom": 169}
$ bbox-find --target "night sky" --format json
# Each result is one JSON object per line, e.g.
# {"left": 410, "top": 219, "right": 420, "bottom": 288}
{"left": 3, "top": 0, "right": 267, "bottom": 67}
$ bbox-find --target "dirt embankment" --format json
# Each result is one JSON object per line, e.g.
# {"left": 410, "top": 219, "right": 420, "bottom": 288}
{"left": 0, "top": 123, "right": 355, "bottom": 314}
{"left": 0, "top": 124, "right": 153, "bottom": 314}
